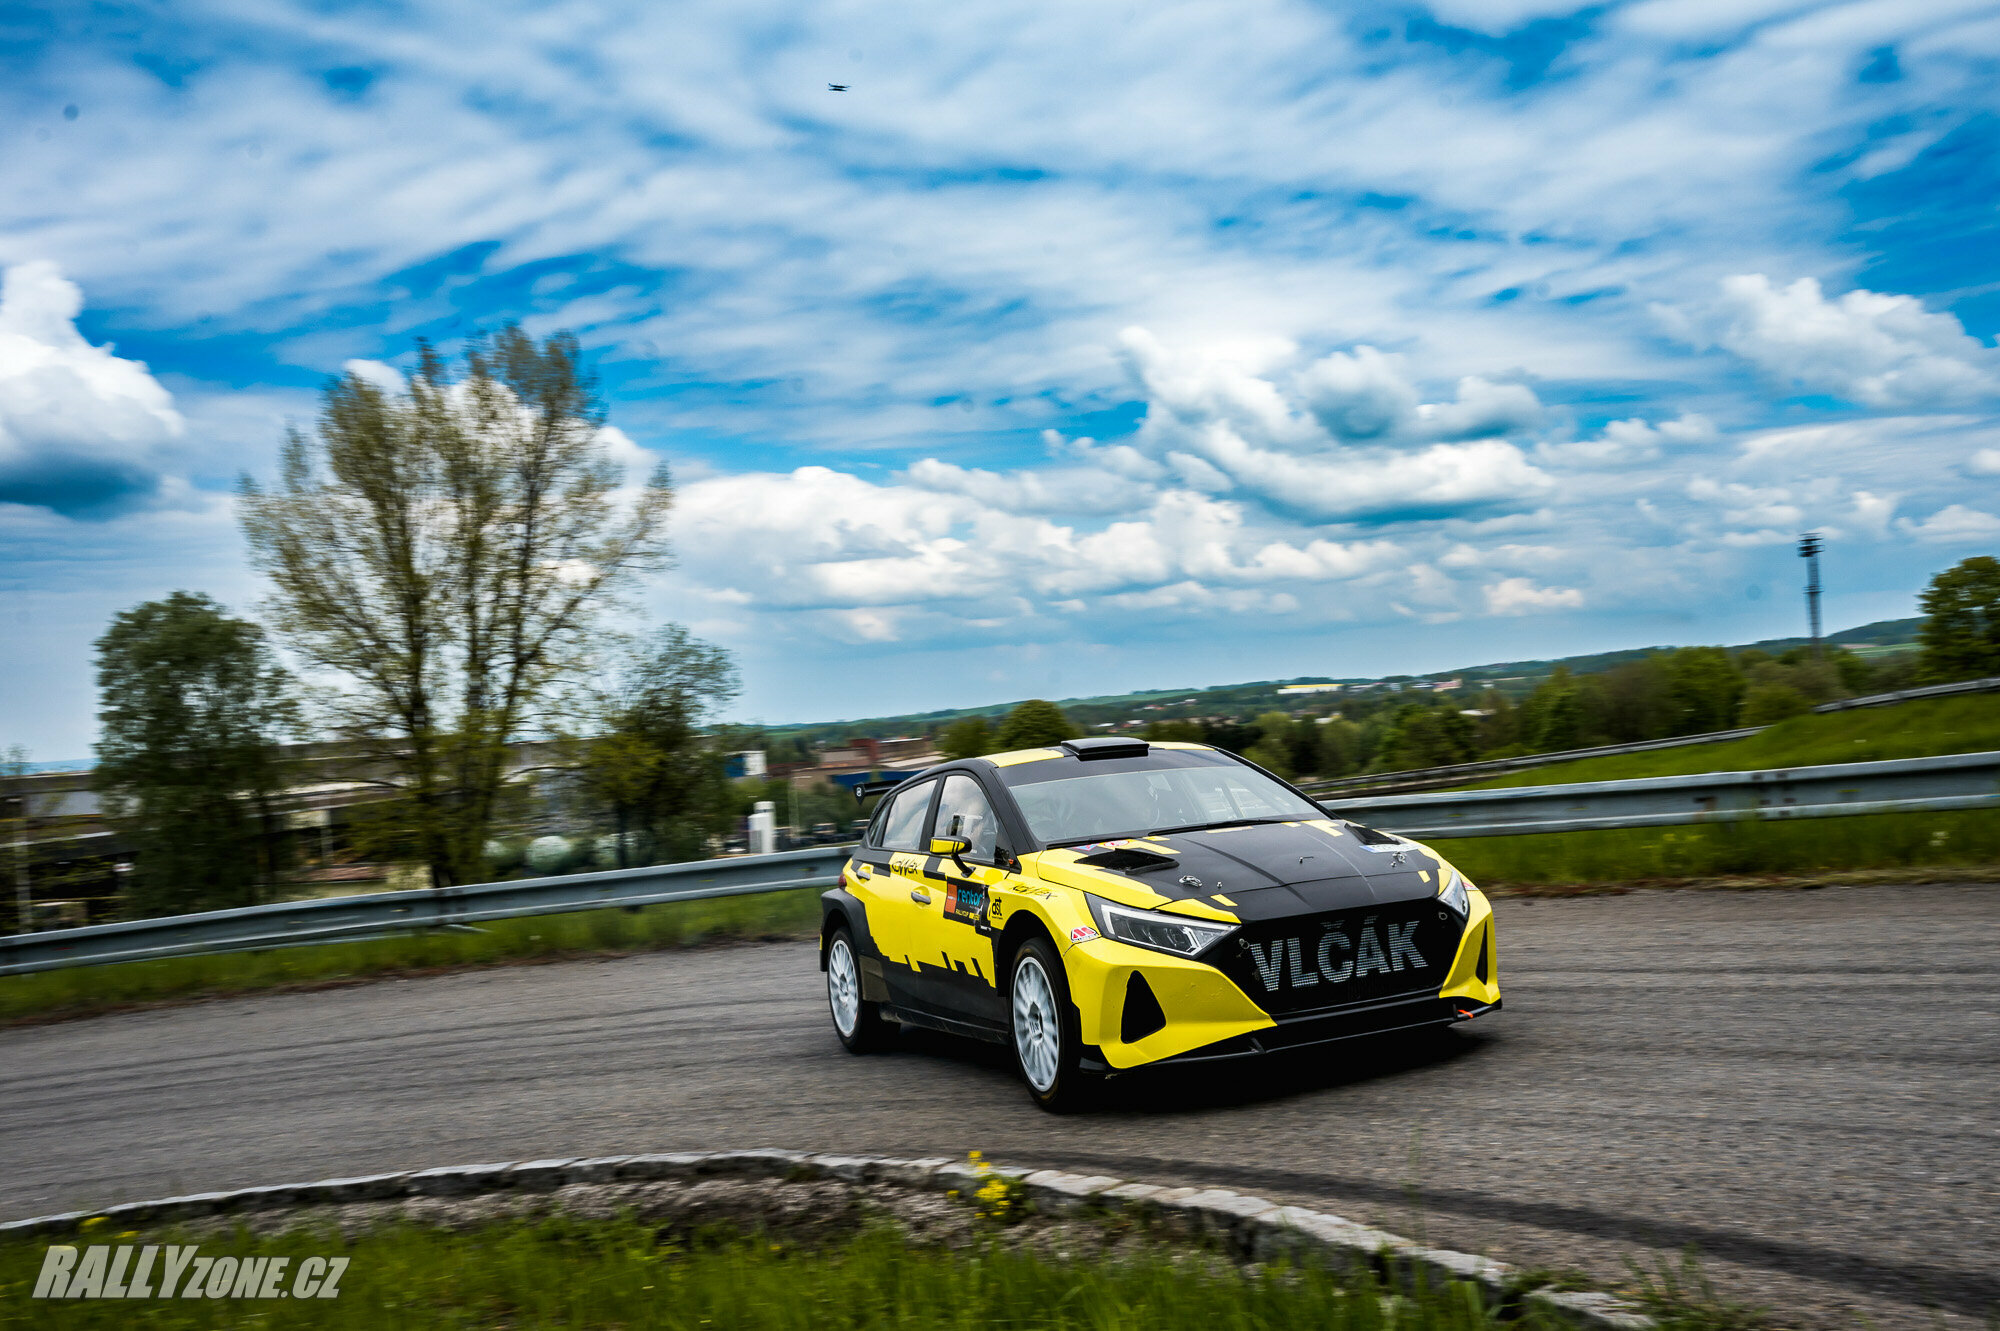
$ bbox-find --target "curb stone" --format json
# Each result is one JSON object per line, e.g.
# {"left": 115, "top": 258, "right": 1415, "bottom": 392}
{"left": 0, "top": 1151, "right": 1652, "bottom": 1330}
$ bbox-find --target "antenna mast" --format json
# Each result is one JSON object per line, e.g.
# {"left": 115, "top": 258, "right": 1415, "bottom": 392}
{"left": 1798, "top": 532, "right": 1823, "bottom": 658}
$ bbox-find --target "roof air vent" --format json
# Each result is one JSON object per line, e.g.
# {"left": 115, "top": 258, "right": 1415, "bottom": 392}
{"left": 1059, "top": 737, "right": 1150, "bottom": 760}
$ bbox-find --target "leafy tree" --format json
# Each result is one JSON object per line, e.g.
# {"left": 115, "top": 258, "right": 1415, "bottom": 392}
{"left": 1379, "top": 703, "right": 1477, "bottom": 770}
{"left": 239, "top": 327, "right": 674, "bottom": 886}
{"left": 93, "top": 593, "right": 298, "bottom": 916}
{"left": 1828, "top": 646, "right": 1873, "bottom": 694}
{"left": 1738, "top": 679, "right": 1811, "bottom": 725}
{"left": 1517, "top": 667, "right": 1587, "bottom": 752}
{"left": 1243, "top": 712, "right": 1299, "bottom": 778}
{"left": 1143, "top": 719, "right": 1204, "bottom": 743}
{"left": 994, "top": 699, "right": 1078, "bottom": 751}
{"left": 1197, "top": 718, "right": 1256, "bottom": 755}
{"left": 937, "top": 715, "right": 994, "bottom": 760}
{"left": 1470, "top": 688, "right": 1520, "bottom": 755}
{"left": 1594, "top": 658, "right": 1674, "bottom": 743}
{"left": 573, "top": 626, "right": 739, "bottom": 866}
{"left": 1917, "top": 556, "right": 2000, "bottom": 682}
{"left": 762, "top": 733, "right": 816, "bottom": 767}
{"left": 1665, "top": 647, "right": 1744, "bottom": 734}
{"left": 1316, "top": 718, "right": 1364, "bottom": 777}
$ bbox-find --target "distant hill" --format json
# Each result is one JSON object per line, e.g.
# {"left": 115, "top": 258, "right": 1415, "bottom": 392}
{"left": 773, "top": 617, "right": 1926, "bottom": 741}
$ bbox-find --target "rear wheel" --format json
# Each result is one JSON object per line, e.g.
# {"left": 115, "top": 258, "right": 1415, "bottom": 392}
{"left": 1009, "top": 936, "right": 1091, "bottom": 1112}
{"left": 827, "top": 927, "right": 892, "bottom": 1053}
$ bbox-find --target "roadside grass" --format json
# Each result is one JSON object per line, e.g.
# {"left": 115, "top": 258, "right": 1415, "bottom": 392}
{"left": 1443, "top": 807, "right": 2000, "bottom": 888}
{"left": 0, "top": 1213, "right": 1623, "bottom": 1331}
{"left": 1473, "top": 695, "right": 2000, "bottom": 788}
{"left": 1434, "top": 696, "right": 2000, "bottom": 887}
{"left": 0, "top": 889, "right": 822, "bottom": 1027}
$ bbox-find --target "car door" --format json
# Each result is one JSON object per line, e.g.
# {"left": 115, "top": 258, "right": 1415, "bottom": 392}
{"left": 847, "top": 778, "right": 942, "bottom": 1012}
{"left": 902, "top": 772, "right": 1012, "bottom": 1025}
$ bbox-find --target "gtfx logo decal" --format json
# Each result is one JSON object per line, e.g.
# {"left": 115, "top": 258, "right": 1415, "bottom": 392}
{"left": 1246, "top": 918, "right": 1425, "bottom": 991}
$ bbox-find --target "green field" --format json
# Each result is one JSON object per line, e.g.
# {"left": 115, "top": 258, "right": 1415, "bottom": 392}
{"left": 0, "top": 1213, "right": 1749, "bottom": 1331}
{"left": 1435, "top": 695, "right": 2000, "bottom": 888}
{"left": 1474, "top": 694, "right": 2000, "bottom": 787}
{"left": 0, "top": 889, "right": 823, "bottom": 1027}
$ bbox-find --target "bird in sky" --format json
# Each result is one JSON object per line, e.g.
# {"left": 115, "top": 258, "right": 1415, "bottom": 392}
{"left": 828, "top": 83, "right": 849, "bottom": 91}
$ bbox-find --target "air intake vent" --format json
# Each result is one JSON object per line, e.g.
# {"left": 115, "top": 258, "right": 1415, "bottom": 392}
{"left": 1121, "top": 972, "right": 1167, "bottom": 1043}
{"left": 1075, "top": 846, "right": 1177, "bottom": 874}
{"left": 1474, "top": 922, "right": 1490, "bottom": 984}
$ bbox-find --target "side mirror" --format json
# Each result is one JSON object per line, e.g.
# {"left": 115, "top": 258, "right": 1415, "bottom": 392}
{"left": 930, "top": 836, "right": 973, "bottom": 873}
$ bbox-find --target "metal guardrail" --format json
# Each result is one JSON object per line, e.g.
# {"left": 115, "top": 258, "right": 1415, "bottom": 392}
{"left": 0, "top": 844, "right": 852, "bottom": 977}
{"left": 1322, "top": 750, "right": 2000, "bottom": 840}
{"left": 1811, "top": 674, "right": 2000, "bottom": 712}
{"left": 6, "top": 749, "right": 1999, "bottom": 976}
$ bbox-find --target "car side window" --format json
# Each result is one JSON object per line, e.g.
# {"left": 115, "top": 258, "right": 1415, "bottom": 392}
{"left": 932, "top": 774, "right": 1000, "bottom": 863}
{"left": 875, "top": 781, "right": 936, "bottom": 852}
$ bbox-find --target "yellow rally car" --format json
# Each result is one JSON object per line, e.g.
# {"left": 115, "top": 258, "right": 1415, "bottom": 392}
{"left": 819, "top": 737, "right": 1500, "bottom": 1110}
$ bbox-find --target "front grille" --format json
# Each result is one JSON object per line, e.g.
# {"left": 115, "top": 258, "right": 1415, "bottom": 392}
{"left": 1210, "top": 897, "right": 1462, "bottom": 1016}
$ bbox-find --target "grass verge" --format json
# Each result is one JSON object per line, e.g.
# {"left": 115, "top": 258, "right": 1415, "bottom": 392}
{"left": 1444, "top": 807, "right": 2000, "bottom": 888}
{"left": 0, "top": 889, "right": 822, "bottom": 1028}
{"left": 1474, "top": 694, "right": 2000, "bottom": 787}
{"left": 0, "top": 1211, "right": 1690, "bottom": 1331}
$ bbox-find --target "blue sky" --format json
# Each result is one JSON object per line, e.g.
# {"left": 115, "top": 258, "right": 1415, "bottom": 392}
{"left": 4, "top": 0, "right": 2000, "bottom": 757}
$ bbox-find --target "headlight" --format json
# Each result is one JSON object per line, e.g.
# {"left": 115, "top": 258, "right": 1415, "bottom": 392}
{"left": 1086, "top": 897, "right": 1237, "bottom": 958}
{"left": 1439, "top": 865, "right": 1472, "bottom": 918}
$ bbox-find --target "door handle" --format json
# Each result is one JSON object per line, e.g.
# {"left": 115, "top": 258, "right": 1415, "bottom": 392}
{"left": 909, "top": 889, "right": 931, "bottom": 904}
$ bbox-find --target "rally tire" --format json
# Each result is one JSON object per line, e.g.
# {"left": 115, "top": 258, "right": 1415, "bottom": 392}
{"left": 827, "top": 928, "right": 893, "bottom": 1054}
{"left": 1009, "top": 935, "right": 1092, "bottom": 1112}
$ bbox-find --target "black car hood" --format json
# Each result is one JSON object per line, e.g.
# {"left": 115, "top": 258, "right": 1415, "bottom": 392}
{"left": 1048, "top": 820, "right": 1443, "bottom": 922}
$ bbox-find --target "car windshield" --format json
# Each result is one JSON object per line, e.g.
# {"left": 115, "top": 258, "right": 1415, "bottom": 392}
{"left": 998, "top": 750, "right": 1324, "bottom": 845}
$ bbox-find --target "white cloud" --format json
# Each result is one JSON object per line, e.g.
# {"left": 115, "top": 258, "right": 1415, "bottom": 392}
{"left": 1119, "top": 330, "right": 1555, "bottom": 521}
{"left": 1294, "top": 346, "right": 1421, "bottom": 441}
{"left": 1483, "top": 577, "right": 1586, "bottom": 615}
{"left": 1696, "top": 275, "right": 2000, "bottom": 409}
{"left": 1850, "top": 490, "right": 1898, "bottom": 539}
{"left": 1964, "top": 448, "right": 2000, "bottom": 477}
{"left": 1895, "top": 504, "right": 2000, "bottom": 544}
{"left": 1536, "top": 414, "right": 1716, "bottom": 467}
{"left": 1687, "top": 476, "right": 1805, "bottom": 530}
{"left": 902, "top": 457, "right": 1149, "bottom": 514}
{"left": 664, "top": 462, "right": 1415, "bottom": 636}
{"left": 0, "top": 262, "right": 183, "bottom": 513}
{"left": 341, "top": 358, "right": 406, "bottom": 395}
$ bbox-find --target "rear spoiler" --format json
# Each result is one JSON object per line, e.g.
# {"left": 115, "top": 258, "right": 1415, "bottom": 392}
{"left": 852, "top": 778, "right": 905, "bottom": 803}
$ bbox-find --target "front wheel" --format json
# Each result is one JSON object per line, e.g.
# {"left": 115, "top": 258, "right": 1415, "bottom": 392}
{"left": 827, "top": 927, "right": 892, "bottom": 1053}
{"left": 1009, "top": 936, "right": 1091, "bottom": 1112}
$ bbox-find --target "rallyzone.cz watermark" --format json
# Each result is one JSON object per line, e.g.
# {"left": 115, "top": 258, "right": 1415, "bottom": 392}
{"left": 32, "top": 1244, "right": 348, "bottom": 1300}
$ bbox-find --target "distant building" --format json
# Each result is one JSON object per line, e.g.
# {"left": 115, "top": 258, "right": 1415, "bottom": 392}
{"left": 1277, "top": 683, "right": 1343, "bottom": 696}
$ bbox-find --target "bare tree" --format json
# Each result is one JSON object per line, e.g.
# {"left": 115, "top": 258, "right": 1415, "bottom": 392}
{"left": 239, "top": 327, "right": 674, "bottom": 886}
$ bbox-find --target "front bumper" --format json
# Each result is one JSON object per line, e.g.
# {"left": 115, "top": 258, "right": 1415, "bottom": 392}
{"left": 1150, "top": 994, "right": 1501, "bottom": 1065}
{"left": 1067, "top": 888, "right": 1500, "bottom": 1071}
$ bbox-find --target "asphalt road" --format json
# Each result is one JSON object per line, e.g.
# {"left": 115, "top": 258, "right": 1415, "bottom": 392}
{"left": 3, "top": 883, "right": 1995, "bottom": 1329}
